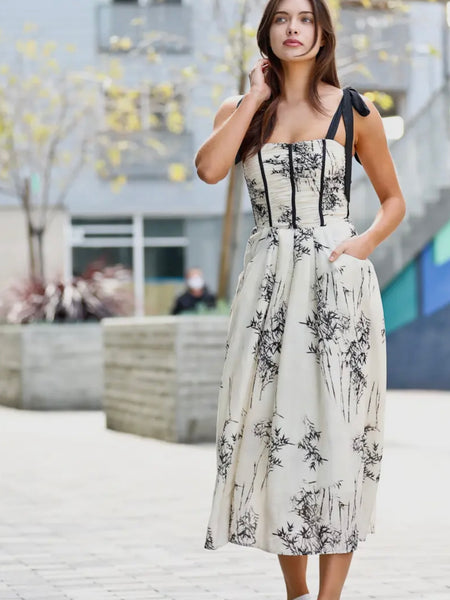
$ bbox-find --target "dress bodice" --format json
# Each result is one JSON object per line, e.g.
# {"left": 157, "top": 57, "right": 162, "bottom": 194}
{"left": 235, "top": 87, "right": 371, "bottom": 230}
{"left": 243, "top": 138, "right": 347, "bottom": 228}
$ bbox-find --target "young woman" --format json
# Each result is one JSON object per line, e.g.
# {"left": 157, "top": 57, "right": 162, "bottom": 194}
{"left": 195, "top": 1, "right": 406, "bottom": 599}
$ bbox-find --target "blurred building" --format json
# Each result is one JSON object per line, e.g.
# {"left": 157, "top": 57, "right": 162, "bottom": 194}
{"left": 0, "top": 0, "right": 449, "bottom": 386}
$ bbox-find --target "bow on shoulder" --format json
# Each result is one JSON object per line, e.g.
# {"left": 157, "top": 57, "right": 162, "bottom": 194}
{"left": 344, "top": 86, "right": 371, "bottom": 164}
{"left": 345, "top": 86, "right": 371, "bottom": 117}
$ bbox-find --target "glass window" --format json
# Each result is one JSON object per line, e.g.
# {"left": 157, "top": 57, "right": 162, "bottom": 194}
{"left": 144, "top": 218, "right": 184, "bottom": 238}
{"left": 71, "top": 218, "right": 133, "bottom": 240}
{"left": 72, "top": 247, "right": 133, "bottom": 278}
{"left": 72, "top": 218, "right": 132, "bottom": 225}
{"left": 144, "top": 247, "right": 184, "bottom": 280}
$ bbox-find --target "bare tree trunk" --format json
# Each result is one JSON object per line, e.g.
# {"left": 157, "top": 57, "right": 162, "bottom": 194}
{"left": 22, "top": 178, "right": 37, "bottom": 280}
{"left": 35, "top": 228, "right": 45, "bottom": 281}
{"left": 22, "top": 177, "right": 45, "bottom": 280}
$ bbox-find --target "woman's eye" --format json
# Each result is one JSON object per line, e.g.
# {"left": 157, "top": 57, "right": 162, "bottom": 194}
{"left": 274, "top": 16, "right": 313, "bottom": 24}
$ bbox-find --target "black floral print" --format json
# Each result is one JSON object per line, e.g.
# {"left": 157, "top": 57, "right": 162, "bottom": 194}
{"left": 322, "top": 160, "right": 346, "bottom": 212}
{"left": 298, "top": 416, "right": 329, "bottom": 471}
{"left": 205, "top": 88, "right": 386, "bottom": 555}
{"left": 265, "top": 142, "right": 323, "bottom": 194}
{"left": 247, "top": 293, "right": 287, "bottom": 404}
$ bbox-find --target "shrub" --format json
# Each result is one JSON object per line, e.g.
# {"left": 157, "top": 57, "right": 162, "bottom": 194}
{"left": 0, "top": 261, "right": 133, "bottom": 324}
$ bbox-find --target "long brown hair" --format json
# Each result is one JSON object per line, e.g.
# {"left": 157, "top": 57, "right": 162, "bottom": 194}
{"left": 238, "top": 0, "right": 340, "bottom": 163}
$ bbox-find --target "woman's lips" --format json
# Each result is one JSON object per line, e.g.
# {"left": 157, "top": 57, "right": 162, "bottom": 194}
{"left": 283, "top": 40, "right": 303, "bottom": 46}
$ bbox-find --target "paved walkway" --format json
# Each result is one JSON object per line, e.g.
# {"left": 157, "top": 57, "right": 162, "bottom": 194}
{"left": 0, "top": 390, "right": 449, "bottom": 600}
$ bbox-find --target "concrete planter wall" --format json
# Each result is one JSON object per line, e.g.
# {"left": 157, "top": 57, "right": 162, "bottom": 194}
{"left": 102, "top": 315, "right": 229, "bottom": 443}
{"left": 0, "top": 323, "right": 102, "bottom": 409}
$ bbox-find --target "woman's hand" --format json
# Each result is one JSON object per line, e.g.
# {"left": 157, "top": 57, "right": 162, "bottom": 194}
{"left": 329, "top": 233, "right": 376, "bottom": 262}
{"left": 248, "top": 58, "right": 272, "bottom": 103}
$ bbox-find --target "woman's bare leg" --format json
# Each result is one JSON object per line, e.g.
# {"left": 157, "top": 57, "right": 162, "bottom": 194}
{"left": 277, "top": 554, "right": 310, "bottom": 600}
{"left": 317, "top": 551, "right": 353, "bottom": 600}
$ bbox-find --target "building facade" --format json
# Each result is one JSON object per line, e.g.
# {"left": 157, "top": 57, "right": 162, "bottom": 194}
{"left": 0, "top": 0, "right": 449, "bottom": 327}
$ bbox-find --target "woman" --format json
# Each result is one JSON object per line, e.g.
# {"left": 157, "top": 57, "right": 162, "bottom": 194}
{"left": 195, "top": 0, "right": 406, "bottom": 599}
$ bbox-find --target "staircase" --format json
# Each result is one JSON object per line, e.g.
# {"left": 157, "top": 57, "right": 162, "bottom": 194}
{"left": 350, "top": 83, "right": 450, "bottom": 289}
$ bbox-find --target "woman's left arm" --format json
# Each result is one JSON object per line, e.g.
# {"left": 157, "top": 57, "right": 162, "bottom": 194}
{"left": 329, "top": 96, "right": 407, "bottom": 262}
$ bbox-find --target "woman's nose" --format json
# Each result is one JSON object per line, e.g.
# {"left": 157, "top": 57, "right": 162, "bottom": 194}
{"left": 287, "top": 24, "right": 299, "bottom": 34}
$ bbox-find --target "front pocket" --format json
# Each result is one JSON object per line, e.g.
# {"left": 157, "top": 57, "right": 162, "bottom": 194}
{"left": 342, "top": 250, "right": 367, "bottom": 263}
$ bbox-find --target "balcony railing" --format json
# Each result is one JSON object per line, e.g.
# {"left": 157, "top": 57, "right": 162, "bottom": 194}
{"left": 95, "top": 2, "right": 192, "bottom": 54}
{"left": 97, "top": 129, "right": 194, "bottom": 180}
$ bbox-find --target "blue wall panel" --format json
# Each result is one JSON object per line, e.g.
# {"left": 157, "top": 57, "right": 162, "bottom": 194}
{"left": 381, "top": 260, "right": 418, "bottom": 334}
{"left": 387, "top": 302, "right": 450, "bottom": 389}
{"left": 421, "top": 241, "right": 450, "bottom": 316}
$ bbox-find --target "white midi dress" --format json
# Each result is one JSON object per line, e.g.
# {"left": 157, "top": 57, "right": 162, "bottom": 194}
{"left": 204, "top": 86, "right": 387, "bottom": 555}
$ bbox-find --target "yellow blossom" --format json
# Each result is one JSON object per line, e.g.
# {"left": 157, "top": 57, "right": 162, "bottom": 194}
{"left": 181, "top": 66, "right": 197, "bottom": 80}
{"left": 16, "top": 39, "right": 38, "bottom": 59}
{"left": 23, "top": 22, "right": 38, "bottom": 34}
{"left": 146, "top": 137, "right": 167, "bottom": 156}
{"left": 154, "top": 82, "right": 174, "bottom": 101}
{"left": 168, "top": 163, "right": 187, "bottom": 182}
{"left": 42, "top": 41, "right": 57, "bottom": 56}
{"left": 166, "top": 109, "right": 184, "bottom": 134}
{"left": 126, "top": 113, "right": 141, "bottom": 131}
{"left": 108, "top": 59, "right": 124, "bottom": 80}
{"left": 111, "top": 175, "right": 127, "bottom": 193}
{"left": 146, "top": 50, "right": 161, "bottom": 63}
{"left": 193, "top": 106, "right": 213, "bottom": 117}
{"left": 107, "top": 146, "right": 121, "bottom": 167}
{"left": 148, "top": 114, "right": 160, "bottom": 127}
{"left": 211, "top": 84, "right": 224, "bottom": 102}
{"left": 213, "top": 64, "right": 229, "bottom": 73}
{"left": 118, "top": 37, "right": 132, "bottom": 51}
{"left": 45, "top": 58, "right": 60, "bottom": 72}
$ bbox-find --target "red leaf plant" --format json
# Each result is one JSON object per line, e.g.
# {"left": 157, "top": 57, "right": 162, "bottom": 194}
{"left": 0, "top": 260, "right": 134, "bottom": 324}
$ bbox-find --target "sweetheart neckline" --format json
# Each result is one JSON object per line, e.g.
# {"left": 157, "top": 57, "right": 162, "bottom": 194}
{"left": 262, "top": 138, "right": 345, "bottom": 150}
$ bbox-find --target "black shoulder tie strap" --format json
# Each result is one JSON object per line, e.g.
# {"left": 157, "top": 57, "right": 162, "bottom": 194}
{"left": 325, "top": 93, "right": 345, "bottom": 140}
{"left": 234, "top": 96, "right": 245, "bottom": 165}
{"left": 341, "top": 86, "right": 370, "bottom": 213}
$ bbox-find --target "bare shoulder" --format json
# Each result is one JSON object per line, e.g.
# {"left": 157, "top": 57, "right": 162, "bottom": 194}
{"left": 354, "top": 94, "right": 386, "bottom": 146}
{"left": 318, "top": 82, "right": 343, "bottom": 99}
{"left": 317, "top": 82, "right": 345, "bottom": 114}
{"left": 213, "top": 94, "right": 245, "bottom": 130}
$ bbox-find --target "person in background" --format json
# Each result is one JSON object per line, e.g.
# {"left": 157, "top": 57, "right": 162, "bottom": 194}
{"left": 171, "top": 267, "right": 217, "bottom": 315}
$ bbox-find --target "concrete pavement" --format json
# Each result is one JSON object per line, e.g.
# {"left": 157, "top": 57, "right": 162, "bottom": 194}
{"left": 0, "top": 389, "right": 449, "bottom": 600}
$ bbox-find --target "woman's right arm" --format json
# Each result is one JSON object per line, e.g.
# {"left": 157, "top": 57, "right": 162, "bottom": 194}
{"left": 194, "top": 58, "right": 271, "bottom": 184}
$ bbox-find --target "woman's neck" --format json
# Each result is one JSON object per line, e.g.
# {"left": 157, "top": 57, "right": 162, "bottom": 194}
{"left": 279, "top": 61, "right": 316, "bottom": 104}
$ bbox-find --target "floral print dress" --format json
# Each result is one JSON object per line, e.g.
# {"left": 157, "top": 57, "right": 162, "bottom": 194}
{"left": 204, "top": 87, "right": 387, "bottom": 555}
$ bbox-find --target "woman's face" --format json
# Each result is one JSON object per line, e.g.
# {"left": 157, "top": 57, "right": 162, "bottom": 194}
{"left": 269, "top": 0, "right": 322, "bottom": 62}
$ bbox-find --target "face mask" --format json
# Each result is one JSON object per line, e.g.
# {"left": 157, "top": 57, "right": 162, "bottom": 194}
{"left": 187, "top": 275, "right": 204, "bottom": 290}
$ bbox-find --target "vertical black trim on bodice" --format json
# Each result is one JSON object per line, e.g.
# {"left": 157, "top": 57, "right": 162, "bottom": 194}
{"left": 257, "top": 150, "right": 273, "bottom": 227}
{"left": 288, "top": 145, "right": 297, "bottom": 228}
{"left": 318, "top": 139, "right": 326, "bottom": 226}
